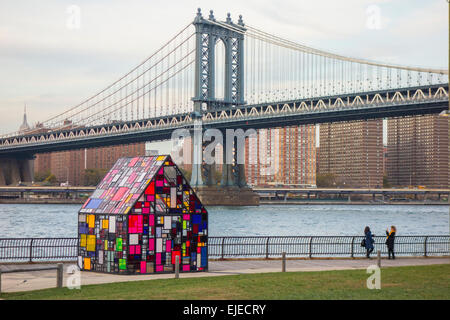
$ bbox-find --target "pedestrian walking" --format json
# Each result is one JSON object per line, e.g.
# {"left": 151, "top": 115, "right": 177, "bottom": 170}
{"left": 364, "top": 226, "right": 375, "bottom": 258}
{"left": 386, "top": 226, "right": 396, "bottom": 259}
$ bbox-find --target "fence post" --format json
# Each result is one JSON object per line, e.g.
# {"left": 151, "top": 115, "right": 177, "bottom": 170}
{"left": 377, "top": 250, "right": 381, "bottom": 268}
{"left": 29, "top": 239, "right": 34, "bottom": 263}
{"left": 424, "top": 236, "right": 428, "bottom": 257}
{"left": 350, "top": 236, "right": 355, "bottom": 258}
{"left": 265, "top": 237, "right": 270, "bottom": 259}
{"left": 175, "top": 255, "right": 180, "bottom": 279}
{"left": 281, "top": 252, "right": 286, "bottom": 272}
{"left": 308, "top": 237, "right": 314, "bottom": 258}
{"left": 221, "top": 237, "right": 225, "bottom": 260}
{"left": 57, "top": 263, "right": 63, "bottom": 288}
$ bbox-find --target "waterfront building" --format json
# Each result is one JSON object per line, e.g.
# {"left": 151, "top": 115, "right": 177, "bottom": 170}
{"left": 78, "top": 155, "right": 208, "bottom": 274}
{"left": 34, "top": 143, "right": 146, "bottom": 185}
{"left": 50, "top": 149, "right": 85, "bottom": 185}
{"left": 387, "top": 114, "right": 449, "bottom": 188}
{"left": 245, "top": 125, "right": 316, "bottom": 186}
{"left": 318, "top": 119, "right": 383, "bottom": 188}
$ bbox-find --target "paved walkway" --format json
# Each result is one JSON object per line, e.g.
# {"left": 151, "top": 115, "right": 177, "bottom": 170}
{"left": 0, "top": 257, "right": 448, "bottom": 293}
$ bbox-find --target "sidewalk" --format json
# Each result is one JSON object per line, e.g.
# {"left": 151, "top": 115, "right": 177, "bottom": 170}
{"left": 0, "top": 257, "right": 448, "bottom": 293}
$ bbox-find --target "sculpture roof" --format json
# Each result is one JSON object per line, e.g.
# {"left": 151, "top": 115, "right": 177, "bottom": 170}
{"left": 79, "top": 155, "right": 170, "bottom": 214}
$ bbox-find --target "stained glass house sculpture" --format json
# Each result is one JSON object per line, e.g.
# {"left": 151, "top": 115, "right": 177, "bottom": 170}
{"left": 77, "top": 155, "right": 208, "bottom": 274}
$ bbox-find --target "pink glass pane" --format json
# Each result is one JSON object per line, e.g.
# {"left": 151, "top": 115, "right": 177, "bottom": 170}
{"left": 149, "top": 238, "right": 154, "bottom": 251}
{"left": 149, "top": 215, "right": 154, "bottom": 226}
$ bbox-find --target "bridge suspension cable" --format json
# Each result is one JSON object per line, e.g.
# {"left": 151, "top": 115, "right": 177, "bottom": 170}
{"left": 28, "top": 22, "right": 196, "bottom": 131}
{"left": 241, "top": 24, "right": 448, "bottom": 105}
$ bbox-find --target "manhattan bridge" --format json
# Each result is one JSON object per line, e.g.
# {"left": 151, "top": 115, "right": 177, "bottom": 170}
{"left": 0, "top": 9, "right": 448, "bottom": 187}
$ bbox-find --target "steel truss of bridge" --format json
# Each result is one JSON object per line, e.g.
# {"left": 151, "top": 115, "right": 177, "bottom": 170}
{"left": 0, "top": 83, "right": 447, "bottom": 157}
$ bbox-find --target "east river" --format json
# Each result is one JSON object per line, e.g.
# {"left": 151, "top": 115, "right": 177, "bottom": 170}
{"left": 0, "top": 204, "right": 448, "bottom": 238}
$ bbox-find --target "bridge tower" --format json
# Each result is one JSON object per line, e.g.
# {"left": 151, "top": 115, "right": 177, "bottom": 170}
{"left": 192, "top": 8, "right": 246, "bottom": 111}
{"left": 190, "top": 9, "right": 247, "bottom": 188}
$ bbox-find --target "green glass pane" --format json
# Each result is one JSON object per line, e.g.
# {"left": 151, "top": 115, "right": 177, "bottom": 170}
{"left": 117, "top": 238, "right": 123, "bottom": 251}
{"left": 119, "top": 258, "right": 126, "bottom": 270}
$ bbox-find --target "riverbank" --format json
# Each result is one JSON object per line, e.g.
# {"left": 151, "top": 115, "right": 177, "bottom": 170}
{"left": 260, "top": 200, "right": 449, "bottom": 205}
{"left": 0, "top": 198, "right": 85, "bottom": 204}
{"left": 0, "top": 198, "right": 448, "bottom": 205}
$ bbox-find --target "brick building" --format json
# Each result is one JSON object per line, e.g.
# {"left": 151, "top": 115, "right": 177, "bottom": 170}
{"left": 387, "top": 114, "right": 449, "bottom": 188}
{"left": 318, "top": 119, "right": 383, "bottom": 188}
{"left": 34, "top": 143, "right": 146, "bottom": 185}
{"left": 245, "top": 125, "right": 316, "bottom": 186}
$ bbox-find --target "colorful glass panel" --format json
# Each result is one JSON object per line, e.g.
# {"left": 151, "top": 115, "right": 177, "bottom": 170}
{"left": 77, "top": 155, "right": 208, "bottom": 275}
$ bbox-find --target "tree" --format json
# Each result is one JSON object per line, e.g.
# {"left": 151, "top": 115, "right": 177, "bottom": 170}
{"left": 42, "top": 174, "right": 57, "bottom": 185}
{"left": 316, "top": 173, "right": 337, "bottom": 188}
{"left": 34, "top": 170, "right": 51, "bottom": 182}
{"left": 383, "top": 175, "right": 391, "bottom": 188}
{"left": 83, "top": 169, "right": 108, "bottom": 186}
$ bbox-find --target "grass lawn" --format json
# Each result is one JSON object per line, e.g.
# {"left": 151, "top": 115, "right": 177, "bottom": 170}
{"left": 1, "top": 264, "right": 449, "bottom": 300}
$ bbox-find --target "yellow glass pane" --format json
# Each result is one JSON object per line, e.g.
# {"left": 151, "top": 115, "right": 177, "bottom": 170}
{"left": 156, "top": 156, "right": 165, "bottom": 161}
{"left": 125, "top": 194, "right": 133, "bottom": 203}
{"left": 102, "top": 219, "right": 109, "bottom": 229}
{"left": 87, "top": 235, "right": 96, "bottom": 252}
{"left": 80, "top": 234, "right": 86, "bottom": 247}
{"left": 84, "top": 257, "right": 91, "bottom": 270}
{"left": 88, "top": 215, "right": 95, "bottom": 228}
{"left": 104, "top": 240, "right": 108, "bottom": 250}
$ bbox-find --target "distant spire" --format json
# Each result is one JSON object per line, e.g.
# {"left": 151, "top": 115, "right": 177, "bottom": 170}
{"left": 19, "top": 103, "right": 30, "bottom": 133}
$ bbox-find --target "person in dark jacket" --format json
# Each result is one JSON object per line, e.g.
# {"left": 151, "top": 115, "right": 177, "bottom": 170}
{"left": 386, "top": 226, "right": 396, "bottom": 259}
{"left": 364, "top": 226, "right": 375, "bottom": 258}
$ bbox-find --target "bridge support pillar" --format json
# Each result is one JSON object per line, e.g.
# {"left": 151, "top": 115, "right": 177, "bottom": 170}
{"left": 237, "top": 163, "right": 247, "bottom": 187}
{"left": 190, "top": 109, "right": 204, "bottom": 187}
{"left": 202, "top": 164, "right": 216, "bottom": 186}
{"left": 194, "top": 128, "right": 258, "bottom": 206}
{"left": 0, "top": 156, "right": 34, "bottom": 186}
{"left": 0, "top": 166, "right": 5, "bottom": 185}
{"left": 220, "top": 131, "right": 236, "bottom": 187}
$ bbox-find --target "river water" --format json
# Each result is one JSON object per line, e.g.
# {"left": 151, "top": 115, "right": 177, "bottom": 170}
{"left": 0, "top": 204, "right": 448, "bottom": 238}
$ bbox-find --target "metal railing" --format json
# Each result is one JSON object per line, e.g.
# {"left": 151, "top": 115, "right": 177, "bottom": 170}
{"left": 0, "top": 236, "right": 448, "bottom": 263}
{"left": 0, "top": 238, "right": 78, "bottom": 263}
{"left": 208, "top": 236, "right": 450, "bottom": 259}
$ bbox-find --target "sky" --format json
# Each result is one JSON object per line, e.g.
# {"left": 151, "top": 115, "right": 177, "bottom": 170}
{"left": 0, "top": 0, "right": 448, "bottom": 138}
